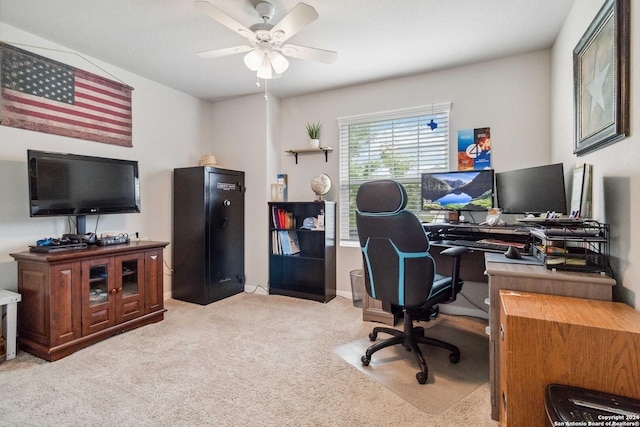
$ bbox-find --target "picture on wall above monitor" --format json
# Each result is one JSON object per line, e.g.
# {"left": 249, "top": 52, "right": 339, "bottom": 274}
{"left": 421, "top": 169, "right": 494, "bottom": 211}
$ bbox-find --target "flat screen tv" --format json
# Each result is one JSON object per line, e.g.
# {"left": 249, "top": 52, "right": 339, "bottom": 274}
{"left": 421, "top": 169, "right": 494, "bottom": 211}
{"left": 28, "top": 150, "right": 140, "bottom": 233}
{"left": 495, "top": 163, "right": 567, "bottom": 214}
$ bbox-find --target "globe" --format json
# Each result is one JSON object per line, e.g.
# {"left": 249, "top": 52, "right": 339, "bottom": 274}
{"left": 311, "top": 173, "right": 332, "bottom": 200}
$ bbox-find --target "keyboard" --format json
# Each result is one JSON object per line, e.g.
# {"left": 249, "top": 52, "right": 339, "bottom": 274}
{"left": 451, "top": 239, "right": 511, "bottom": 252}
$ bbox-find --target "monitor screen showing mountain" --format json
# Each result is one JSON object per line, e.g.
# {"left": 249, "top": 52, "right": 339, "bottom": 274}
{"left": 421, "top": 170, "right": 494, "bottom": 211}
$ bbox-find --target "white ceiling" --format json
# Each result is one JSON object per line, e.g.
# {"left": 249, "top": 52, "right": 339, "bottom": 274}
{"left": 0, "top": 0, "right": 575, "bottom": 103}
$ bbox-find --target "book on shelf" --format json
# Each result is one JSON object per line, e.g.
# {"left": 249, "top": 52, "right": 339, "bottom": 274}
{"left": 287, "top": 231, "right": 300, "bottom": 255}
{"left": 272, "top": 230, "right": 300, "bottom": 255}
{"left": 279, "top": 230, "right": 291, "bottom": 254}
{"left": 271, "top": 231, "right": 280, "bottom": 255}
{"left": 271, "top": 206, "right": 295, "bottom": 229}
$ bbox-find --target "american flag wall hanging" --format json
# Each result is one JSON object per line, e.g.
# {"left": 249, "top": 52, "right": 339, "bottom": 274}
{"left": 0, "top": 43, "right": 133, "bottom": 147}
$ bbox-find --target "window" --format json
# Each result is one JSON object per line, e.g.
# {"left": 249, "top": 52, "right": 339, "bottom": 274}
{"left": 338, "top": 103, "right": 451, "bottom": 244}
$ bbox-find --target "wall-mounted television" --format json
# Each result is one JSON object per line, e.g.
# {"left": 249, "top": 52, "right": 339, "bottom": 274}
{"left": 421, "top": 169, "right": 494, "bottom": 211}
{"left": 28, "top": 150, "right": 140, "bottom": 233}
{"left": 495, "top": 163, "right": 567, "bottom": 214}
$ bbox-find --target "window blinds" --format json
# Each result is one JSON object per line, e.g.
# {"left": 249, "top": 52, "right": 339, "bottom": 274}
{"left": 338, "top": 103, "right": 451, "bottom": 243}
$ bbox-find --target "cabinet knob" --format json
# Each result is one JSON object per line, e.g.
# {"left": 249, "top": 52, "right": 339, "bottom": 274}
{"left": 110, "top": 289, "right": 117, "bottom": 294}
{"left": 117, "top": 287, "right": 123, "bottom": 292}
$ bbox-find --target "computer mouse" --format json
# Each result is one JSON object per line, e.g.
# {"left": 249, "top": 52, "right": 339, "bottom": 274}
{"left": 504, "top": 246, "right": 522, "bottom": 260}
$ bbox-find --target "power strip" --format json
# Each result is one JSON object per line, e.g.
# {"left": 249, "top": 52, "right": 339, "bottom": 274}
{"left": 97, "top": 235, "right": 130, "bottom": 246}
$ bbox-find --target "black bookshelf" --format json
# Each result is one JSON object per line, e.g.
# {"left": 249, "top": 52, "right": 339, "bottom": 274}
{"left": 268, "top": 201, "right": 336, "bottom": 302}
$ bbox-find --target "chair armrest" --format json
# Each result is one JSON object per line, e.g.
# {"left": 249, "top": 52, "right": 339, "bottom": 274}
{"left": 439, "top": 246, "right": 469, "bottom": 258}
{"left": 438, "top": 246, "right": 469, "bottom": 302}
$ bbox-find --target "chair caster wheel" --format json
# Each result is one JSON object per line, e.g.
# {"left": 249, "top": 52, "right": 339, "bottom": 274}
{"left": 361, "top": 355, "right": 370, "bottom": 366}
{"left": 416, "top": 371, "right": 428, "bottom": 384}
{"left": 449, "top": 352, "right": 460, "bottom": 364}
{"left": 431, "top": 305, "right": 439, "bottom": 319}
{"left": 368, "top": 332, "right": 377, "bottom": 341}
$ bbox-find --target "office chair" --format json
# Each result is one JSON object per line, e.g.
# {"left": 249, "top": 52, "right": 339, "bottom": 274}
{"left": 355, "top": 180, "right": 468, "bottom": 384}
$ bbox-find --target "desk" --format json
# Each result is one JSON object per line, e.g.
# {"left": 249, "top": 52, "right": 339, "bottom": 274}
{"left": 359, "top": 222, "right": 617, "bottom": 420}
{"left": 486, "top": 258, "right": 615, "bottom": 421}
{"left": 498, "top": 290, "right": 640, "bottom": 426}
{"left": 0, "top": 289, "right": 22, "bottom": 361}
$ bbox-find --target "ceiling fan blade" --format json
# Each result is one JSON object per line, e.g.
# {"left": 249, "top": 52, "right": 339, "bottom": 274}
{"left": 193, "top": 0, "right": 257, "bottom": 41}
{"left": 281, "top": 44, "right": 337, "bottom": 64}
{"left": 269, "top": 3, "right": 319, "bottom": 43}
{"left": 197, "top": 45, "right": 253, "bottom": 59}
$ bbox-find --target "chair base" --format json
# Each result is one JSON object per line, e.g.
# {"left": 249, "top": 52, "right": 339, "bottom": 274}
{"left": 361, "top": 309, "right": 460, "bottom": 384}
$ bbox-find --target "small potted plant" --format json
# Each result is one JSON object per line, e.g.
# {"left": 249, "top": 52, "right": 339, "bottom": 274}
{"left": 305, "top": 121, "right": 321, "bottom": 148}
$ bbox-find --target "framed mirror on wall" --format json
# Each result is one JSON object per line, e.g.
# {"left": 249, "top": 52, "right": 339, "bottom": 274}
{"left": 573, "top": 0, "right": 630, "bottom": 156}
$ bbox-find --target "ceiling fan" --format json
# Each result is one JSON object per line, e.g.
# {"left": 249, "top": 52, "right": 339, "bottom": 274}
{"left": 194, "top": 1, "right": 337, "bottom": 79}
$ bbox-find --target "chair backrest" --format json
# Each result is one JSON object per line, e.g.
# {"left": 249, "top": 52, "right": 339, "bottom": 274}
{"left": 355, "top": 180, "right": 435, "bottom": 308}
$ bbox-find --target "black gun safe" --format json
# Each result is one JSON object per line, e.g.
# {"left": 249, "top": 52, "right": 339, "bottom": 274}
{"left": 173, "top": 166, "right": 245, "bottom": 304}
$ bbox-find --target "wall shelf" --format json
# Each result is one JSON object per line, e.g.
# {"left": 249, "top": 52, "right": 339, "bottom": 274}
{"left": 285, "top": 147, "right": 333, "bottom": 164}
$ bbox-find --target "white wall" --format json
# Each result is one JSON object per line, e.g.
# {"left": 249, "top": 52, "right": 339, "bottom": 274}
{"left": 0, "top": 24, "right": 212, "bottom": 297}
{"left": 264, "top": 50, "right": 552, "bottom": 298}
{"left": 552, "top": 0, "right": 640, "bottom": 307}
{"left": 208, "top": 93, "right": 280, "bottom": 292}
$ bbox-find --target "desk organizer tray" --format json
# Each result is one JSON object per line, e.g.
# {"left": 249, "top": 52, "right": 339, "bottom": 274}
{"left": 532, "top": 244, "right": 607, "bottom": 273}
{"left": 530, "top": 222, "right": 609, "bottom": 274}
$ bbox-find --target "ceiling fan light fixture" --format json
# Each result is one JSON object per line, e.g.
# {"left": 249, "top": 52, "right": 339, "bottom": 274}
{"left": 243, "top": 49, "right": 263, "bottom": 71}
{"left": 257, "top": 55, "right": 273, "bottom": 79}
{"left": 268, "top": 51, "right": 289, "bottom": 74}
{"left": 196, "top": 1, "right": 336, "bottom": 82}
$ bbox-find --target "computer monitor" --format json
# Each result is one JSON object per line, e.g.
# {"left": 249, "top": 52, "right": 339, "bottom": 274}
{"left": 421, "top": 169, "right": 494, "bottom": 211}
{"left": 495, "top": 163, "right": 567, "bottom": 214}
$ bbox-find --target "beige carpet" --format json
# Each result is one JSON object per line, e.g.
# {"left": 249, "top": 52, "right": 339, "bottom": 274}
{"left": 0, "top": 293, "right": 497, "bottom": 426}
{"left": 334, "top": 314, "right": 490, "bottom": 414}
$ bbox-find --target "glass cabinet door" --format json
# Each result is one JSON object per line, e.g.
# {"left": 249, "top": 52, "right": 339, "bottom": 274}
{"left": 88, "top": 264, "right": 110, "bottom": 306}
{"left": 82, "top": 256, "right": 116, "bottom": 336}
{"left": 115, "top": 253, "right": 145, "bottom": 322}
{"left": 120, "top": 259, "right": 139, "bottom": 297}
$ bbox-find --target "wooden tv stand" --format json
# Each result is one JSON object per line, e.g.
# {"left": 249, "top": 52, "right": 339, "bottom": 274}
{"left": 10, "top": 241, "right": 169, "bottom": 361}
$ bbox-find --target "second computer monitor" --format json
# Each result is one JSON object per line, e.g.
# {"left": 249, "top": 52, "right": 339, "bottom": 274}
{"left": 495, "top": 163, "right": 567, "bottom": 215}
